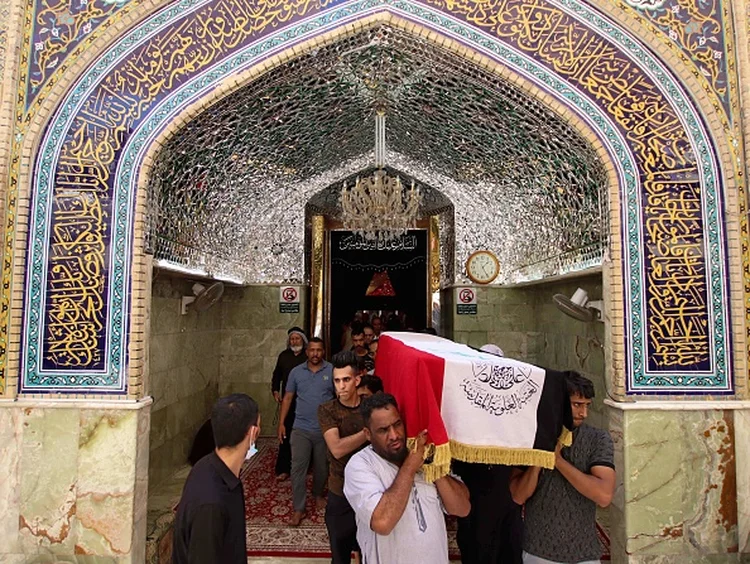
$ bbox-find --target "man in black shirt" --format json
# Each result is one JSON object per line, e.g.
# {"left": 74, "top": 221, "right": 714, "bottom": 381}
{"left": 455, "top": 344, "right": 523, "bottom": 564}
{"left": 173, "top": 393, "right": 260, "bottom": 564}
{"left": 272, "top": 327, "right": 308, "bottom": 480}
{"left": 351, "top": 328, "right": 374, "bottom": 372}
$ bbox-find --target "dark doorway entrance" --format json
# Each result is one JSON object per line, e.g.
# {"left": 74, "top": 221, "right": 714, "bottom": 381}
{"left": 329, "top": 229, "right": 428, "bottom": 353}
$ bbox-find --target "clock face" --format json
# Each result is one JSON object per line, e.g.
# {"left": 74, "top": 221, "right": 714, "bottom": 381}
{"left": 466, "top": 251, "right": 499, "bottom": 284}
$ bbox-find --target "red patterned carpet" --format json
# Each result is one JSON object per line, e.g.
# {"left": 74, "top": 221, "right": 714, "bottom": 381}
{"left": 242, "top": 438, "right": 330, "bottom": 557}
{"left": 241, "top": 438, "right": 609, "bottom": 560}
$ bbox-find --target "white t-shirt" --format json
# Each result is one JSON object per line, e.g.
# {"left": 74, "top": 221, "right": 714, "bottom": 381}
{"left": 343, "top": 446, "right": 449, "bottom": 564}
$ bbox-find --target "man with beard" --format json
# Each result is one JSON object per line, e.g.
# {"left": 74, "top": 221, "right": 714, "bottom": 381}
{"left": 510, "top": 372, "right": 614, "bottom": 564}
{"left": 351, "top": 327, "right": 374, "bottom": 372}
{"left": 271, "top": 327, "right": 308, "bottom": 481}
{"left": 318, "top": 351, "right": 368, "bottom": 563}
{"left": 344, "top": 393, "right": 470, "bottom": 563}
{"left": 278, "top": 337, "right": 335, "bottom": 526}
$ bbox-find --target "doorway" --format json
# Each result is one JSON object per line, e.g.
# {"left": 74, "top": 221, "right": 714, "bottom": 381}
{"left": 328, "top": 229, "right": 428, "bottom": 353}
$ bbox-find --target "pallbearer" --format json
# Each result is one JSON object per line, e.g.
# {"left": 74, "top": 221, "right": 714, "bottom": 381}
{"left": 344, "top": 393, "right": 470, "bottom": 564}
{"left": 374, "top": 332, "right": 574, "bottom": 563}
{"left": 510, "top": 373, "right": 615, "bottom": 564}
{"left": 318, "top": 351, "right": 369, "bottom": 563}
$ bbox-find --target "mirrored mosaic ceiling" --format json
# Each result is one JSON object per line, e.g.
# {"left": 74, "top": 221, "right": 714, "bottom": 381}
{"left": 147, "top": 24, "right": 608, "bottom": 285}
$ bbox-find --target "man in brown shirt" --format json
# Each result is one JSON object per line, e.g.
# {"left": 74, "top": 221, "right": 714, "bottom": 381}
{"left": 318, "top": 351, "right": 368, "bottom": 564}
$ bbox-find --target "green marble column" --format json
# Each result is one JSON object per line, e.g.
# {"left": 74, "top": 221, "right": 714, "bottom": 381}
{"left": 607, "top": 403, "right": 750, "bottom": 563}
{"left": 0, "top": 399, "right": 151, "bottom": 562}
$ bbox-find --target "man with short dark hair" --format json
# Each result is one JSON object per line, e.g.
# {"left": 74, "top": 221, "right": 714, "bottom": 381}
{"left": 344, "top": 393, "right": 471, "bottom": 563}
{"left": 371, "top": 315, "right": 382, "bottom": 337}
{"left": 357, "top": 373, "right": 384, "bottom": 399}
{"left": 278, "top": 337, "right": 335, "bottom": 526}
{"left": 173, "top": 394, "right": 260, "bottom": 564}
{"left": 351, "top": 328, "right": 366, "bottom": 354}
{"left": 351, "top": 328, "right": 374, "bottom": 372}
{"left": 318, "top": 351, "right": 369, "bottom": 563}
{"left": 510, "top": 372, "right": 615, "bottom": 564}
{"left": 367, "top": 338, "right": 379, "bottom": 372}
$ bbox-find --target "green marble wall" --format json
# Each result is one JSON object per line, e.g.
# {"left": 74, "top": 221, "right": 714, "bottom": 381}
{"left": 449, "top": 286, "right": 540, "bottom": 359}
{"left": 148, "top": 280, "right": 309, "bottom": 491}
{"left": 148, "top": 275, "right": 222, "bottom": 488}
{"left": 0, "top": 403, "right": 151, "bottom": 561}
{"left": 609, "top": 407, "right": 745, "bottom": 563}
{"left": 219, "top": 285, "right": 308, "bottom": 437}
{"left": 532, "top": 277, "right": 606, "bottom": 427}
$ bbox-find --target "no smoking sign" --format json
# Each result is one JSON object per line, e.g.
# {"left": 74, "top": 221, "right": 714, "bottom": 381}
{"left": 279, "top": 286, "right": 300, "bottom": 313}
{"left": 456, "top": 287, "right": 477, "bottom": 315}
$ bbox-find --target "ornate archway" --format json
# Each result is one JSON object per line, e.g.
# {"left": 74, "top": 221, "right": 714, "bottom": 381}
{"left": 0, "top": 0, "right": 747, "bottom": 560}
{"left": 8, "top": 0, "right": 735, "bottom": 397}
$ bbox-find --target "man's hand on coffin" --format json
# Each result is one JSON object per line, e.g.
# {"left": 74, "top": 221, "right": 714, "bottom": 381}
{"left": 405, "top": 430, "right": 428, "bottom": 473}
{"left": 509, "top": 466, "right": 542, "bottom": 505}
{"left": 553, "top": 440, "right": 564, "bottom": 464}
{"left": 369, "top": 429, "right": 429, "bottom": 536}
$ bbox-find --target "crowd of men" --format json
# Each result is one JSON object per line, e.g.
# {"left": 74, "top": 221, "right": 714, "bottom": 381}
{"left": 173, "top": 324, "right": 615, "bottom": 564}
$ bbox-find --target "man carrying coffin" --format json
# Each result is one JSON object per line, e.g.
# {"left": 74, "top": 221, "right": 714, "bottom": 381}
{"left": 318, "top": 351, "right": 368, "bottom": 563}
{"left": 455, "top": 343, "right": 522, "bottom": 564}
{"left": 371, "top": 333, "right": 574, "bottom": 564}
{"left": 510, "top": 372, "right": 615, "bottom": 564}
{"left": 344, "top": 393, "right": 470, "bottom": 564}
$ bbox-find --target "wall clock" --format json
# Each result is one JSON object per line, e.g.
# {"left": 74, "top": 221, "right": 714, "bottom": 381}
{"left": 466, "top": 250, "right": 500, "bottom": 284}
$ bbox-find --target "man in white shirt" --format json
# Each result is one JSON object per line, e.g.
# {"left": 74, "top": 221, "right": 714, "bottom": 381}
{"left": 344, "top": 393, "right": 470, "bottom": 564}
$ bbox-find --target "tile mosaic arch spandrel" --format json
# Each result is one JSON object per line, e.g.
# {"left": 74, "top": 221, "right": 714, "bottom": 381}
{"left": 20, "top": 0, "right": 730, "bottom": 394}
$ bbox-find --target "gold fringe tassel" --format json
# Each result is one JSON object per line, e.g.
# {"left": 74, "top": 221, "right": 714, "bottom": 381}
{"left": 559, "top": 427, "right": 573, "bottom": 447}
{"left": 405, "top": 438, "right": 453, "bottom": 483}
{"left": 422, "top": 462, "right": 452, "bottom": 483}
{"left": 449, "top": 440, "right": 555, "bottom": 470}
{"left": 406, "top": 437, "right": 567, "bottom": 483}
{"left": 404, "top": 439, "right": 453, "bottom": 466}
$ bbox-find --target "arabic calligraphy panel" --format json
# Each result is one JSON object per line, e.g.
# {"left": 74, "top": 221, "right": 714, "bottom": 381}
{"left": 18, "top": 0, "right": 730, "bottom": 395}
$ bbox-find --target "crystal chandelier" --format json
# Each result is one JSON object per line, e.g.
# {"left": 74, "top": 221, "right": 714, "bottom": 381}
{"left": 340, "top": 110, "right": 422, "bottom": 242}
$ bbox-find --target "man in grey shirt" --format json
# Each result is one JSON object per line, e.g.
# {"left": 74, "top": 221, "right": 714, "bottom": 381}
{"left": 344, "top": 393, "right": 470, "bottom": 564}
{"left": 278, "top": 337, "right": 334, "bottom": 526}
{"left": 510, "top": 372, "right": 615, "bottom": 563}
